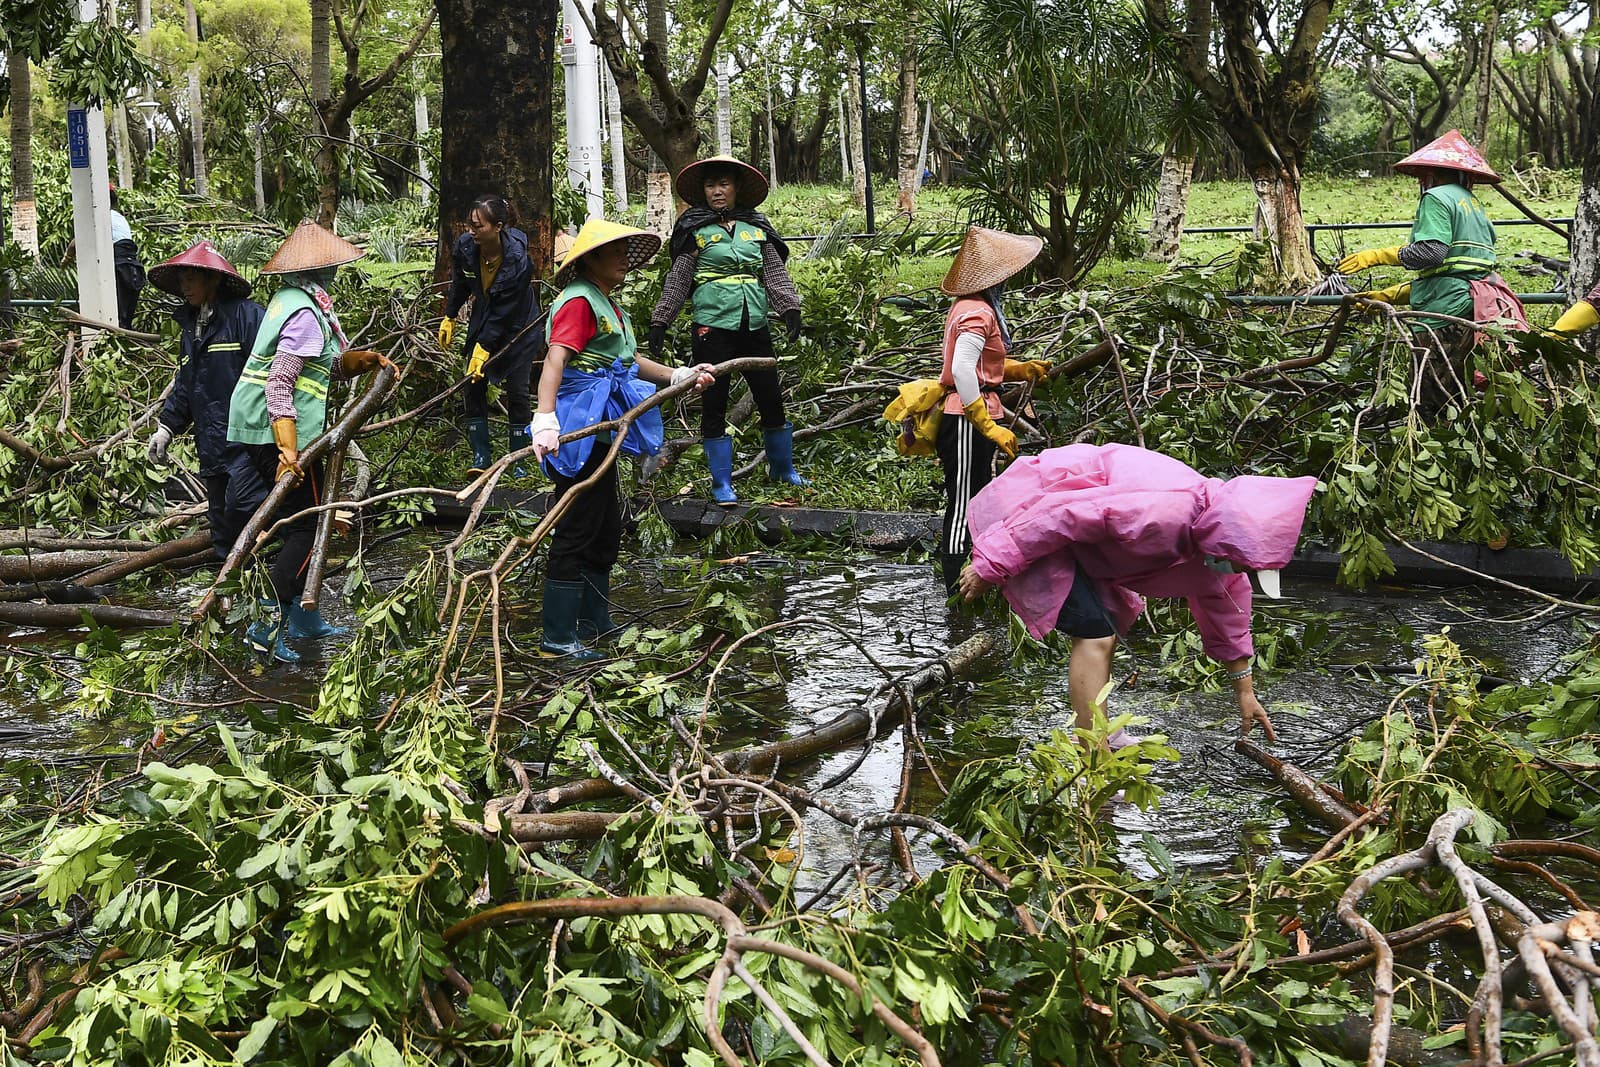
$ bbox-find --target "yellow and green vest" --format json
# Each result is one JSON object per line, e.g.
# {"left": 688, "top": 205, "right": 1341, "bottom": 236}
{"left": 691, "top": 222, "right": 768, "bottom": 330}
{"left": 549, "top": 278, "right": 636, "bottom": 373}
{"left": 227, "top": 286, "right": 336, "bottom": 448}
{"left": 1410, "top": 183, "right": 1496, "bottom": 323}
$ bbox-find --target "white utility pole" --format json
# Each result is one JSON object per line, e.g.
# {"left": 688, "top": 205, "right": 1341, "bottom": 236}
{"left": 69, "top": 0, "right": 118, "bottom": 327}
{"left": 560, "top": 0, "right": 604, "bottom": 219}
{"left": 603, "top": 65, "right": 627, "bottom": 209}
{"left": 414, "top": 87, "right": 432, "bottom": 209}
{"left": 715, "top": 53, "right": 732, "bottom": 156}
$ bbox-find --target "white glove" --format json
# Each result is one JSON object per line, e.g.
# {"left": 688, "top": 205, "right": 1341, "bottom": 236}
{"left": 670, "top": 363, "right": 716, "bottom": 391}
{"left": 146, "top": 424, "right": 174, "bottom": 464}
{"left": 529, "top": 411, "right": 561, "bottom": 461}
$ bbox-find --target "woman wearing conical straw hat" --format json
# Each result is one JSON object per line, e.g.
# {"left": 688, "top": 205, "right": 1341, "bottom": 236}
{"left": 648, "top": 155, "right": 808, "bottom": 505}
{"left": 933, "top": 225, "right": 1050, "bottom": 594}
{"left": 224, "top": 221, "right": 394, "bottom": 663}
{"left": 145, "top": 240, "right": 266, "bottom": 561}
{"left": 1337, "top": 130, "right": 1528, "bottom": 410}
{"left": 529, "top": 218, "right": 715, "bottom": 660}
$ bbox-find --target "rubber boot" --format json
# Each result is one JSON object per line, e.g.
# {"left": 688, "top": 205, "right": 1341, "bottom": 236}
{"left": 539, "top": 579, "right": 603, "bottom": 660}
{"left": 578, "top": 568, "right": 619, "bottom": 642}
{"left": 703, "top": 436, "right": 738, "bottom": 506}
{"left": 286, "top": 603, "right": 349, "bottom": 639}
{"left": 763, "top": 423, "right": 810, "bottom": 487}
{"left": 465, "top": 417, "right": 493, "bottom": 475}
{"left": 245, "top": 602, "right": 301, "bottom": 664}
{"left": 508, "top": 426, "right": 532, "bottom": 478}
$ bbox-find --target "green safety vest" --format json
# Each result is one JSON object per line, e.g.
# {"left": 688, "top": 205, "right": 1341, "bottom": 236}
{"left": 227, "top": 286, "right": 336, "bottom": 448}
{"left": 691, "top": 222, "right": 769, "bottom": 331}
{"left": 1410, "top": 183, "right": 1495, "bottom": 325}
{"left": 548, "top": 278, "right": 637, "bottom": 373}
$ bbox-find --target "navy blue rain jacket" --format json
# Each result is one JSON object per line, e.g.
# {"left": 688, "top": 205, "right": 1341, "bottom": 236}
{"left": 160, "top": 296, "right": 267, "bottom": 475}
{"left": 443, "top": 227, "right": 543, "bottom": 379}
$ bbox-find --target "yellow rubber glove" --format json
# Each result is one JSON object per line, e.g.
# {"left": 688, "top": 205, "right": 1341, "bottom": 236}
{"left": 437, "top": 317, "right": 455, "bottom": 349}
{"left": 466, "top": 344, "right": 491, "bottom": 382}
{"left": 1357, "top": 281, "right": 1411, "bottom": 306}
{"left": 962, "top": 398, "right": 1018, "bottom": 459}
{"left": 1338, "top": 246, "right": 1403, "bottom": 274}
{"left": 270, "top": 417, "right": 302, "bottom": 485}
{"left": 1003, "top": 358, "right": 1052, "bottom": 384}
{"left": 339, "top": 348, "right": 392, "bottom": 375}
{"left": 1549, "top": 299, "right": 1600, "bottom": 337}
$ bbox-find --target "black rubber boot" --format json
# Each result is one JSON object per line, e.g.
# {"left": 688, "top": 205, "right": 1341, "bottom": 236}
{"left": 540, "top": 579, "right": 603, "bottom": 660}
{"left": 940, "top": 552, "right": 968, "bottom": 597}
{"left": 578, "top": 569, "right": 620, "bottom": 642}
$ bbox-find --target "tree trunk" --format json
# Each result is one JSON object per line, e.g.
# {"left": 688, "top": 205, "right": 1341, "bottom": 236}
{"left": 895, "top": 25, "right": 919, "bottom": 214}
{"left": 1473, "top": 3, "right": 1499, "bottom": 145}
{"left": 1252, "top": 168, "right": 1319, "bottom": 287}
{"left": 764, "top": 62, "right": 778, "bottom": 190}
{"left": 1146, "top": 147, "right": 1195, "bottom": 262}
{"left": 1572, "top": 86, "right": 1600, "bottom": 357}
{"left": 844, "top": 85, "right": 866, "bottom": 207}
{"left": 645, "top": 166, "right": 673, "bottom": 240}
{"left": 437, "top": 0, "right": 557, "bottom": 275}
{"left": 253, "top": 124, "right": 267, "bottom": 212}
{"left": 7, "top": 51, "right": 37, "bottom": 257}
{"left": 314, "top": 109, "right": 348, "bottom": 229}
{"left": 183, "top": 0, "right": 207, "bottom": 196}
{"left": 604, "top": 64, "right": 627, "bottom": 208}
{"left": 835, "top": 90, "right": 850, "bottom": 182}
{"left": 311, "top": 0, "right": 331, "bottom": 105}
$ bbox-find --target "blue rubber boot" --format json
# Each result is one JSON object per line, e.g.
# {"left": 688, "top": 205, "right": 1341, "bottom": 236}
{"left": 540, "top": 579, "right": 603, "bottom": 661}
{"left": 763, "top": 423, "right": 810, "bottom": 486}
{"left": 245, "top": 602, "right": 301, "bottom": 664}
{"left": 465, "top": 417, "right": 493, "bottom": 475}
{"left": 703, "top": 436, "right": 738, "bottom": 506}
{"left": 578, "top": 568, "right": 619, "bottom": 642}
{"left": 508, "top": 426, "right": 532, "bottom": 478}
{"left": 286, "top": 603, "right": 349, "bottom": 639}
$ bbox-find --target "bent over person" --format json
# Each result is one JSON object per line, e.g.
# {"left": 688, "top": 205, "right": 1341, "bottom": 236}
{"left": 225, "top": 222, "right": 392, "bottom": 663}
{"left": 959, "top": 444, "right": 1318, "bottom": 744}
{"left": 144, "top": 240, "right": 266, "bottom": 559}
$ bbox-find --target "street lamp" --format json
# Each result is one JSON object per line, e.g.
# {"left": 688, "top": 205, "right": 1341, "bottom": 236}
{"left": 846, "top": 20, "right": 875, "bottom": 235}
{"left": 136, "top": 96, "right": 160, "bottom": 151}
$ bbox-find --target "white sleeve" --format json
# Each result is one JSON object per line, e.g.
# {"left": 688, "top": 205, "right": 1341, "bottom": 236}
{"left": 951, "top": 331, "right": 985, "bottom": 408}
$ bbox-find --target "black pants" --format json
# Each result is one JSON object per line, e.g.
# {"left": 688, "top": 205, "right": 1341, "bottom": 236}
{"left": 546, "top": 445, "right": 621, "bottom": 581}
{"left": 225, "top": 444, "right": 323, "bottom": 603}
{"left": 463, "top": 345, "right": 535, "bottom": 426}
{"left": 1054, "top": 569, "right": 1115, "bottom": 638}
{"left": 692, "top": 325, "right": 786, "bottom": 438}
{"left": 204, "top": 446, "right": 270, "bottom": 561}
{"left": 936, "top": 413, "right": 996, "bottom": 560}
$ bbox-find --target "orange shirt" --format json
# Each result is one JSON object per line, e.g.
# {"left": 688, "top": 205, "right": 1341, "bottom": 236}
{"left": 939, "top": 298, "right": 1006, "bottom": 416}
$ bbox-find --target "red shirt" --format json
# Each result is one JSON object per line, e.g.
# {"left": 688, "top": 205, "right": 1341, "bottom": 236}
{"left": 548, "top": 299, "right": 598, "bottom": 354}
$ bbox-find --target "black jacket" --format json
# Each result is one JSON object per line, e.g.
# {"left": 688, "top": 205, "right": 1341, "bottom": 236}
{"left": 443, "top": 227, "right": 543, "bottom": 375}
{"left": 161, "top": 296, "right": 267, "bottom": 475}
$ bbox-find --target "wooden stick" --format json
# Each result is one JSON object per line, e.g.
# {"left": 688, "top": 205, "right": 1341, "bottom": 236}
{"left": 298, "top": 442, "right": 347, "bottom": 610}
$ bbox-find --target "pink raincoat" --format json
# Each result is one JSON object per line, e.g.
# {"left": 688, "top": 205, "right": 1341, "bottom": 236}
{"left": 966, "top": 444, "right": 1318, "bottom": 662}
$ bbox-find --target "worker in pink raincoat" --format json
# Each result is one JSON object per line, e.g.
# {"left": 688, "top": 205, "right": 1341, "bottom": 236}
{"left": 957, "top": 443, "right": 1318, "bottom": 743}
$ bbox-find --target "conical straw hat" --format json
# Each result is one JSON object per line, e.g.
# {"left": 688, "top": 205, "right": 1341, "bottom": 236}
{"left": 1393, "top": 129, "right": 1500, "bottom": 184}
{"left": 554, "top": 218, "right": 662, "bottom": 286}
{"left": 941, "top": 226, "right": 1043, "bottom": 296}
{"left": 674, "top": 155, "right": 770, "bottom": 208}
{"left": 552, "top": 229, "right": 576, "bottom": 272}
{"left": 260, "top": 220, "right": 366, "bottom": 275}
{"left": 147, "top": 239, "right": 252, "bottom": 300}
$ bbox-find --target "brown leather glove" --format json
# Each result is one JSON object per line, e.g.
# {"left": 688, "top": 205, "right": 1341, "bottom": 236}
{"left": 270, "top": 417, "right": 302, "bottom": 485}
{"left": 1003, "top": 359, "right": 1051, "bottom": 384}
{"left": 340, "top": 348, "right": 391, "bottom": 375}
{"left": 962, "top": 398, "right": 1018, "bottom": 459}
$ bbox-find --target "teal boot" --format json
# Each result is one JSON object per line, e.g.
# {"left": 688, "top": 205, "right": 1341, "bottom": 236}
{"left": 540, "top": 579, "right": 603, "bottom": 660}
{"left": 763, "top": 423, "right": 810, "bottom": 486}
{"left": 465, "top": 417, "right": 493, "bottom": 475}
{"left": 286, "top": 603, "right": 349, "bottom": 639}
{"left": 703, "top": 436, "right": 737, "bottom": 506}
{"left": 245, "top": 602, "right": 301, "bottom": 664}
{"left": 508, "top": 426, "right": 532, "bottom": 478}
{"left": 578, "top": 569, "right": 620, "bottom": 642}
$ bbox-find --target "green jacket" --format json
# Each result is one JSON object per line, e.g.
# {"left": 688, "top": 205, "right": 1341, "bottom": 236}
{"left": 691, "top": 222, "right": 769, "bottom": 330}
{"left": 549, "top": 278, "right": 636, "bottom": 372}
{"left": 1409, "top": 183, "right": 1496, "bottom": 324}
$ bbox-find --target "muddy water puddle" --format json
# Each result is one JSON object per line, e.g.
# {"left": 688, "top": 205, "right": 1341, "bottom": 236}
{"left": 1, "top": 531, "right": 1587, "bottom": 889}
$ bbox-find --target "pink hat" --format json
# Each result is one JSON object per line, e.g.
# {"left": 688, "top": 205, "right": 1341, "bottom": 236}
{"left": 1393, "top": 130, "right": 1500, "bottom": 184}
{"left": 147, "top": 240, "right": 252, "bottom": 300}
